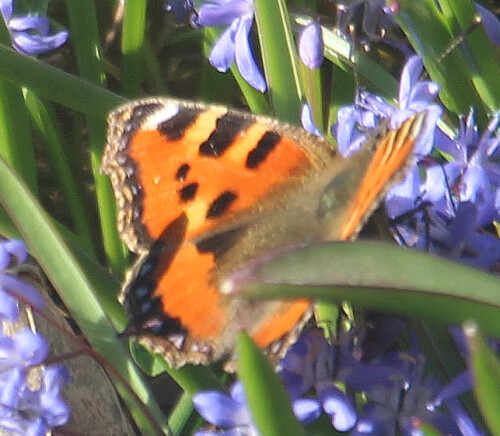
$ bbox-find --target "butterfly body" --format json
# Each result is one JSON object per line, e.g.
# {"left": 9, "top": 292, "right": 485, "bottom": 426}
{"left": 102, "top": 97, "right": 425, "bottom": 368}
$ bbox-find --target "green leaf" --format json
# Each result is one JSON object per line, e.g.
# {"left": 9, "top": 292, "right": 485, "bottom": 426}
{"left": 254, "top": 0, "right": 302, "bottom": 122}
{"left": 464, "top": 322, "right": 500, "bottom": 435}
{"left": 0, "top": 45, "right": 124, "bottom": 119}
{"left": 121, "top": 0, "right": 147, "bottom": 97}
{"left": 237, "top": 333, "right": 306, "bottom": 436}
{"left": 232, "top": 242, "right": 500, "bottom": 337}
{"left": 314, "top": 302, "right": 339, "bottom": 342}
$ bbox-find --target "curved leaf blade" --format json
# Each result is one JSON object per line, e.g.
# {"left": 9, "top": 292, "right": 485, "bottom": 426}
{"left": 229, "top": 242, "right": 500, "bottom": 336}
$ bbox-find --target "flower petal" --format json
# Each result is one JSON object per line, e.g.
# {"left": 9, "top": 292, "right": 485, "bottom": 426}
{"left": 385, "top": 165, "right": 422, "bottom": 218}
{"left": 317, "top": 382, "right": 357, "bottom": 431}
{"left": 476, "top": 2, "right": 500, "bottom": 46}
{"left": 14, "top": 329, "right": 49, "bottom": 366}
{"left": 234, "top": 14, "right": 266, "bottom": 92}
{"left": 300, "top": 104, "right": 321, "bottom": 136}
{"left": 209, "top": 18, "right": 238, "bottom": 72}
{"left": 197, "top": 0, "right": 252, "bottom": 27}
{"left": 193, "top": 391, "right": 246, "bottom": 427}
{"left": 293, "top": 398, "right": 320, "bottom": 424}
{"left": 8, "top": 15, "right": 50, "bottom": 34}
{"left": 0, "top": 0, "right": 12, "bottom": 20}
{"left": 398, "top": 56, "right": 423, "bottom": 108}
{"left": 1, "top": 274, "right": 44, "bottom": 310}
{"left": 298, "top": 22, "right": 323, "bottom": 69}
{"left": 3, "top": 240, "right": 27, "bottom": 265}
{"left": 408, "top": 81, "right": 440, "bottom": 107}
{"left": 11, "top": 29, "right": 69, "bottom": 55}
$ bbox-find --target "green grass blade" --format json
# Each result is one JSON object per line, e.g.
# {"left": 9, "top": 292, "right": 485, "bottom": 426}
{"left": 65, "top": 0, "right": 127, "bottom": 275}
{"left": 238, "top": 333, "right": 306, "bottom": 436}
{"left": 121, "top": 0, "right": 147, "bottom": 97}
{"left": 254, "top": 0, "right": 302, "bottom": 122}
{"left": 464, "top": 322, "right": 500, "bottom": 435}
{"left": 23, "top": 91, "right": 96, "bottom": 256}
{"left": 0, "top": 45, "right": 124, "bottom": 117}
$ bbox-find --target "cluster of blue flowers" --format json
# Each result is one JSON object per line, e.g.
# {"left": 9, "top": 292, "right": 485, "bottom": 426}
{"left": 193, "top": 325, "right": 483, "bottom": 436}
{"left": 331, "top": 55, "right": 500, "bottom": 271}
{"left": 0, "top": 240, "right": 70, "bottom": 436}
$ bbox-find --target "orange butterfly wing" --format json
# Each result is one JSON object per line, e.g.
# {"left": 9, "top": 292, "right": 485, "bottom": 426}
{"left": 102, "top": 98, "right": 334, "bottom": 367}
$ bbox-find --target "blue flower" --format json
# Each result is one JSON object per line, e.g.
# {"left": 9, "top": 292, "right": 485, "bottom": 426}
{"left": 0, "top": 239, "right": 70, "bottom": 436}
{"left": 300, "top": 104, "right": 322, "bottom": 136}
{"left": 385, "top": 111, "right": 500, "bottom": 270}
{"left": 0, "top": 329, "right": 70, "bottom": 436}
{"left": 351, "top": 353, "right": 480, "bottom": 436}
{"left": 298, "top": 21, "right": 323, "bottom": 70}
{"left": 334, "top": 56, "right": 442, "bottom": 157}
{"left": 0, "top": 240, "right": 44, "bottom": 321}
{"left": 279, "top": 329, "right": 401, "bottom": 432}
{"left": 194, "top": 0, "right": 266, "bottom": 92}
{"left": 193, "top": 381, "right": 320, "bottom": 435}
{"left": 0, "top": 0, "right": 68, "bottom": 55}
{"left": 0, "top": 329, "right": 48, "bottom": 370}
{"left": 475, "top": 2, "right": 500, "bottom": 46}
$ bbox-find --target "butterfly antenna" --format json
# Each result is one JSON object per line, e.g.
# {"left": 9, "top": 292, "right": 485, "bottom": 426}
{"left": 419, "top": 14, "right": 483, "bottom": 80}
{"left": 348, "top": 23, "right": 362, "bottom": 92}
{"left": 438, "top": 161, "right": 458, "bottom": 216}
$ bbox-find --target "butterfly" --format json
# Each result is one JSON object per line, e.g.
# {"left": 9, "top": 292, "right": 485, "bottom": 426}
{"left": 101, "top": 97, "right": 426, "bottom": 369}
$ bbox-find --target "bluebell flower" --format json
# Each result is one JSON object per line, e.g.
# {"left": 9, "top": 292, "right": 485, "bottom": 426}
{"left": 385, "top": 110, "right": 500, "bottom": 270}
{"left": 193, "top": 380, "right": 320, "bottom": 435}
{"left": 0, "top": 0, "right": 68, "bottom": 55}
{"left": 300, "top": 104, "right": 322, "bottom": 136}
{"left": 0, "top": 240, "right": 43, "bottom": 321}
{"left": 298, "top": 21, "right": 323, "bottom": 70}
{"left": 279, "top": 329, "right": 402, "bottom": 432}
{"left": 334, "top": 56, "right": 443, "bottom": 157}
{"left": 194, "top": 0, "right": 266, "bottom": 92}
{"left": 0, "top": 329, "right": 48, "bottom": 370}
{"left": 435, "top": 110, "right": 500, "bottom": 212}
{"left": 0, "top": 239, "right": 70, "bottom": 436}
{"left": 475, "top": 3, "right": 500, "bottom": 46}
{"left": 0, "top": 329, "right": 70, "bottom": 436}
{"left": 351, "top": 353, "right": 480, "bottom": 436}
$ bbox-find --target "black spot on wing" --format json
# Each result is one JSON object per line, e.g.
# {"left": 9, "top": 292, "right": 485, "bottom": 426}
{"left": 199, "top": 112, "right": 252, "bottom": 157}
{"left": 159, "top": 107, "right": 202, "bottom": 140}
{"left": 196, "top": 227, "right": 245, "bottom": 260}
{"left": 175, "top": 163, "right": 190, "bottom": 182}
{"left": 246, "top": 131, "right": 281, "bottom": 168}
{"left": 179, "top": 182, "right": 199, "bottom": 202}
{"left": 206, "top": 191, "right": 238, "bottom": 219}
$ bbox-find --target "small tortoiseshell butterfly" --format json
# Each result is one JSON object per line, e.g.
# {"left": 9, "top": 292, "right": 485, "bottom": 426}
{"left": 101, "top": 97, "right": 426, "bottom": 369}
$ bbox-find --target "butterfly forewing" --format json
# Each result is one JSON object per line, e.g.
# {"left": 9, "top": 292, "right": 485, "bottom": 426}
{"left": 102, "top": 97, "right": 335, "bottom": 253}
